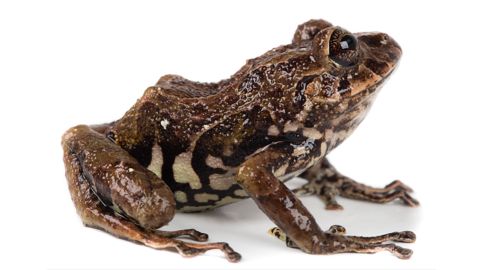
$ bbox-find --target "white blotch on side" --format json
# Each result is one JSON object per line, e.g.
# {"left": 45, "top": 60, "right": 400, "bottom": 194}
{"left": 214, "top": 196, "right": 240, "bottom": 206}
{"left": 174, "top": 191, "right": 188, "bottom": 203}
{"left": 295, "top": 99, "right": 313, "bottom": 122}
{"left": 209, "top": 173, "right": 235, "bottom": 190}
{"left": 194, "top": 193, "right": 220, "bottom": 203}
{"left": 147, "top": 143, "right": 163, "bottom": 178}
{"left": 205, "top": 155, "right": 228, "bottom": 169}
{"left": 324, "top": 129, "right": 334, "bottom": 141}
{"left": 302, "top": 128, "right": 323, "bottom": 140}
{"left": 320, "top": 142, "right": 327, "bottom": 157}
{"left": 234, "top": 189, "right": 249, "bottom": 197}
{"left": 273, "top": 163, "right": 289, "bottom": 178}
{"left": 267, "top": 125, "right": 280, "bottom": 136}
{"left": 172, "top": 152, "right": 202, "bottom": 189}
{"left": 278, "top": 167, "right": 308, "bottom": 181}
{"left": 160, "top": 119, "right": 169, "bottom": 129}
{"left": 293, "top": 146, "right": 307, "bottom": 157}
{"left": 283, "top": 121, "right": 300, "bottom": 132}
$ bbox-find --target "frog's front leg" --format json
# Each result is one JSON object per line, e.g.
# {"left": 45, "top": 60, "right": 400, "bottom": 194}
{"left": 62, "top": 125, "right": 241, "bottom": 262}
{"left": 293, "top": 158, "right": 419, "bottom": 210}
{"left": 236, "top": 144, "right": 415, "bottom": 259}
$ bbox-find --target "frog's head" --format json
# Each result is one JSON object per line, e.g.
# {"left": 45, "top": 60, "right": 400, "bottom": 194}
{"left": 290, "top": 19, "right": 402, "bottom": 125}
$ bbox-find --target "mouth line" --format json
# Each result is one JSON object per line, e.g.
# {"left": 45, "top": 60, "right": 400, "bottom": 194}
{"left": 347, "top": 74, "right": 387, "bottom": 103}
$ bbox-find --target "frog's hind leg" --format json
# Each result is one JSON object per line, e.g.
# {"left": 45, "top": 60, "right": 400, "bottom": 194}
{"left": 293, "top": 158, "right": 419, "bottom": 210}
{"left": 62, "top": 125, "right": 241, "bottom": 262}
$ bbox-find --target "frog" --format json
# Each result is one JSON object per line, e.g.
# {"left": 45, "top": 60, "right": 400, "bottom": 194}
{"left": 62, "top": 19, "right": 418, "bottom": 262}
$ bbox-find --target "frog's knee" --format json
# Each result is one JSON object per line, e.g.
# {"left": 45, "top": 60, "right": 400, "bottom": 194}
{"left": 113, "top": 178, "right": 176, "bottom": 229}
{"left": 62, "top": 125, "right": 90, "bottom": 147}
{"left": 237, "top": 164, "right": 279, "bottom": 196}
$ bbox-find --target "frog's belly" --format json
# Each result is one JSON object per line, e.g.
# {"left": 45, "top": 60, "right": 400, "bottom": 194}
{"left": 173, "top": 170, "right": 247, "bottom": 213}
{"left": 145, "top": 143, "right": 308, "bottom": 212}
{"left": 173, "top": 166, "right": 307, "bottom": 213}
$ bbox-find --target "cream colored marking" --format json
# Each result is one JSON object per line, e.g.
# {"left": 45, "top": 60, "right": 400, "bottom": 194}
{"left": 215, "top": 196, "right": 240, "bottom": 206}
{"left": 295, "top": 99, "right": 313, "bottom": 122}
{"left": 273, "top": 163, "right": 289, "bottom": 178}
{"left": 269, "top": 227, "right": 287, "bottom": 241}
{"left": 160, "top": 119, "right": 169, "bottom": 129}
{"left": 209, "top": 173, "right": 235, "bottom": 190}
{"left": 278, "top": 167, "right": 308, "bottom": 181}
{"left": 302, "top": 128, "right": 323, "bottom": 140}
{"left": 283, "top": 121, "right": 300, "bottom": 132}
{"left": 267, "top": 125, "right": 280, "bottom": 136}
{"left": 147, "top": 143, "right": 163, "bottom": 178}
{"left": 324, "top": 129, "right": 334, "bottom": 141}
{"left": 320, "top": 142, "right": 328, "bottom": 157}
{"left": 234, "top": 189, "right": 249, "bottom": 197}
{"left": 194, "top": 193, "right": 220, "bottom": 203}
{"left": 174, "top": 191, "right": 188, "bottom": 203}
{"left": 172, "top": 152, "right": 202, "bottom": 189}
{"left": 205, "top": 155, "right": 228, "bottom": 169}
{"left": 293, "top": 146, "right": 307, "bottom": 157}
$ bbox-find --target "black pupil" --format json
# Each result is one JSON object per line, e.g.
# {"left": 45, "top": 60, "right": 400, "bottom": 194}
{"left": 340, "top": 35, "right": 356, "bottom": 50}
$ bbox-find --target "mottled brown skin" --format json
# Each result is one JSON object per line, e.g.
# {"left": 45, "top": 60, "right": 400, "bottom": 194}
{"left": 62, "top": 19, "right": 418, "bottom": 262}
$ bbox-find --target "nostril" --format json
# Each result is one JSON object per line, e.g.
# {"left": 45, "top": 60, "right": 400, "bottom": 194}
{"left": 380, "top": 33, "right": 390, "bottom": 43}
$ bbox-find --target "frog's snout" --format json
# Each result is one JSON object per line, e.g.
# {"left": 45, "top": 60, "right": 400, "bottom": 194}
{"left": 357, "top": 32, "right": 402, "bottom": 77}
{"left": 381, "top": 33, "right": 402, "bottom": 65}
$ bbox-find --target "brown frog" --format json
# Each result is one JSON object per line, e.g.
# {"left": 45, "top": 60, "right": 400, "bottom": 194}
{"left": 62, "top": 19, "right": 418, "bottom": 262}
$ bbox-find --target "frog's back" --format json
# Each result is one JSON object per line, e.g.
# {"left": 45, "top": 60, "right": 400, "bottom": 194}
{"left": 111, "top": 43, "right": 314, "bottom": 211}
{"left": 108, "top": 80, "right": 265, "bottom": 212}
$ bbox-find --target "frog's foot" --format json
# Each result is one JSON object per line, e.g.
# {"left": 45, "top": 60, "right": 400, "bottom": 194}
{"left": 88, "top": 224, "right": 240, "bottom": 261}
{"left": 152, "top": 229, "right": 241, "bottom": 261}
{"left": 295, "top": 159, "right": 419, "bottom": 210}
{"left": 293, "top": 178, "right": 419, "bottom": 210}
{"left": 62, "top": 125, "right": 241, "bottom": 262}
{"left": 171, "top": 241, "right": 241, "bottom": 262}
{"left": 270, "top": 226, "right": 416, "bottom": 259}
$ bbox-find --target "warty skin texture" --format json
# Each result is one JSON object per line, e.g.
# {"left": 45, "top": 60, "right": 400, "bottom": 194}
{"left": 62, "top": 19, "right": 416, "bottom": 262}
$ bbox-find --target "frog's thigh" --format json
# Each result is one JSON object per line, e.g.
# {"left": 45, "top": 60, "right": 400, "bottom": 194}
{"left": 62, "top": 125, "right": 241, "bottom": 262}
{"left": 62, "top": 125, "right": 175, "bottom": 229}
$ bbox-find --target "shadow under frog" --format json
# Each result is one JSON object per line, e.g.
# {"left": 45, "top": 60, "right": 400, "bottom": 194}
{"left": 61, "top": 19, "right": 418, "bottom": 262}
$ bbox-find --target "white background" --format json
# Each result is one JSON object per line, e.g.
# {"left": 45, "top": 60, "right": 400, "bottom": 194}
{"left": 1, "top": 0, "right": 479, "bottom": 269}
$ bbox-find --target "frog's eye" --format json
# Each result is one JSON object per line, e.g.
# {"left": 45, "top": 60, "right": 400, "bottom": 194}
{"left": 329, "top": 30, "right": 359, "bottom": 67}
